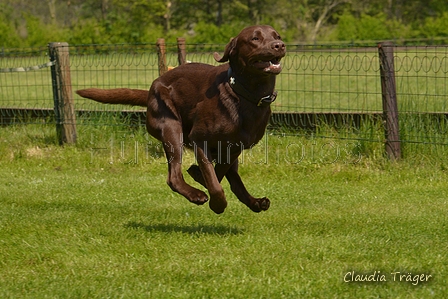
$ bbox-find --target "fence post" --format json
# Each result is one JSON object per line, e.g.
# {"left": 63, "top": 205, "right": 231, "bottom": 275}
{"left": 48, "top": 42, "right": 77, "bottom": 145}
{"left": 378, "top": 41, "right": 401, "bottom": 160}
{"left": 177, "top": 37, "right": 186, "bottom": 65}
{"left": 157, "top": 38, "right": 167, "bottom": 76}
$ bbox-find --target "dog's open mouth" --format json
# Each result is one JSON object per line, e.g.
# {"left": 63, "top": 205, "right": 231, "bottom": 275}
{"left": 253, "top": 58, "right": 283, "bottom": 74}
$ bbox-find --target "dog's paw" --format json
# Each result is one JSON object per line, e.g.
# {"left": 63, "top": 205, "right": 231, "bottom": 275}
{"left": 249, "top": 197, "right": 270, "bottom": 212}
{"left": 187, "top": 189, "right": 209, "bottom": 205}
{"left": 209, "top": 197, "right": 228, "bottom": 214}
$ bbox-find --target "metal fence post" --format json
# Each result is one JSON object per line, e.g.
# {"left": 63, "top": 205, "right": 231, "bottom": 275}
{"left": 378, "top": 41, "right": 401, "bottom": 160}
{"left": 48, "top": 42, "right": 77, "bottom": 145}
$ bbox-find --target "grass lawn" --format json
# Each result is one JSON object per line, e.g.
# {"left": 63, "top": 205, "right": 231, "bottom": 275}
{"left": 0, "top": 124, "right": 447, "bottom": 298}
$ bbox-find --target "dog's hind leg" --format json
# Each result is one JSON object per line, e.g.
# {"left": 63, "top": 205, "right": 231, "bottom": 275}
{"left": 186, "top": 164, "right": 206, "bottom": 188}
{"left": 146, "top": 82, "right": 209, "bottom": 207}
{"left": 193, "top": 143, "right": 227, "bottom": 214}
{"left": 161, "top": 132, "right": 209, "bottom": 206}
{"left": 187, "top": 147, "right": 240, "bottom": 187}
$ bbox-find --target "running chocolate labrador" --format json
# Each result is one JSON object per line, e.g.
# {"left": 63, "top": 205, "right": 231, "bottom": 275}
{"left": 76, "top": 25, "right": 286, "bottom": 214}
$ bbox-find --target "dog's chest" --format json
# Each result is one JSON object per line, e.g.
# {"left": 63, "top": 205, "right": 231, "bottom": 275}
{"left": 238, "top": 110, "right": 271, "bottom": 148}
{"left": 188, "top": 106, "right": 269, "bottom": 148}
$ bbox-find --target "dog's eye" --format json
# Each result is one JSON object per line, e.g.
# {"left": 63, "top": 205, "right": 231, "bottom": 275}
{"left": 251, "top": 37, "right": 259, "bottom": 41}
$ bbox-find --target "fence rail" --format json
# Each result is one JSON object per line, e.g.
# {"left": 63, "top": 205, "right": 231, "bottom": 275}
{"left": 1, "top": 41, "right": 448, "bottom": 158}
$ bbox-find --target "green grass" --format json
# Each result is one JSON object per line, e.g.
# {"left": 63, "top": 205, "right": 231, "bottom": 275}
{"left": 1, "top": 124, "right": 447, "bottom": 298}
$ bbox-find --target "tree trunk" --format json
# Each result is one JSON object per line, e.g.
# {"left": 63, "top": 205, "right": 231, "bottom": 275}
{"left": 216, "top": 0, "right": 222, "bottom": 27}
{"left": 164, "top": 1, "right": 171, "bottom": 33}
{"left": 310, "top": 6, "right": 330, "bottom": 42}
{"left": 310, "top": 0, "right": 347, "bottom": 42}
{"left": 47, "top": 0, "right": 57, "bottom": 25}
{"left": 101, "top": 0, "right": 109, "bottom": 21}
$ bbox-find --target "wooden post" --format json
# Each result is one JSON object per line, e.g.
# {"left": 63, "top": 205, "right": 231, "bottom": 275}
{"left": 48, "top": 42, "right": 77, "bottom": 145}
{"left": 177, "top": 37, "right": 186, "bottom": 65}
{"left": 157, "top": 38, "right": 167, "bottom": 76}
{"left": 378, "top": 42, "right": 401, "bottom": 160}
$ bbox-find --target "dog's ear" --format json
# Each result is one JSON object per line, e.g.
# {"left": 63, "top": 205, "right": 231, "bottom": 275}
{"left": 214, "top": 37, "right": 237, "bottom": 63}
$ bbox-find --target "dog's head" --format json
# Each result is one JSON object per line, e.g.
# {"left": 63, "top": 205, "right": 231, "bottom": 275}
{"left": 214, "top": 25, "right": 286, "bottom": 75}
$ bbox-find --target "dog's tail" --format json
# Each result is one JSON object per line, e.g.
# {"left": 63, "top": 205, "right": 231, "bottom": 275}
{"left": 76, "top": 88, "right": 149, "bottom": 107}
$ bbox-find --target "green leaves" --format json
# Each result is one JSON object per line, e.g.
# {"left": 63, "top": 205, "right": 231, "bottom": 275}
{"left": 2, "top": 0, "right": 448, "bottom": 46}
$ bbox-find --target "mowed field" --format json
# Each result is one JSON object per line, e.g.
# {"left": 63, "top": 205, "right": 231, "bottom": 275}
{"left": 1, "top": 124, "right": 447, "bottom": 298}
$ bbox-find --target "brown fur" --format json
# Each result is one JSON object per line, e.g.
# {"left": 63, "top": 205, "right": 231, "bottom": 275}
{"left": 76, "top": 25, "right": 286, "bottom": 214}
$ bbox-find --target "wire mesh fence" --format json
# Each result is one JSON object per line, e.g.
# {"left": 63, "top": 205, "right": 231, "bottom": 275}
{"left": 277, "top": 45, "right": 381, "bottom": 113}
{"left": 1, "top": 42, "right": 448, "bottom": 152}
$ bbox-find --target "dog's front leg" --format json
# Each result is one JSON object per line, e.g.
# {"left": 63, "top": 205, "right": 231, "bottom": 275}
{"left": 225, "top": 160, "right": 270, "bottom": 212}
{"left": 194, "top": 143, "right": 227, "bottom": 214}
{"left": 187, "top": 152, "right": 269, "bottom": 213}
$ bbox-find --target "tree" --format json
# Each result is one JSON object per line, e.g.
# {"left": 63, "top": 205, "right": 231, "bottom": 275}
{"left": 310, "top": 0, "right": 350, "bottom": 42}
{"left": 2, "top": 0, "right": 448, "bottom": 46}
{"left": 46, "top": 0, "right": 56, "bottom": 25}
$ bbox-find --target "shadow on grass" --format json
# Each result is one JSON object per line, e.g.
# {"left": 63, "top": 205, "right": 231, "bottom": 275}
{"left": 125, "top": 221, "right": 244, "bottom": 236}
{"left": 24, "top": 134, "right": 59, "bottom": 146}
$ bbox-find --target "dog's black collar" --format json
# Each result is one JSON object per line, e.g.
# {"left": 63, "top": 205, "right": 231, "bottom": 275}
{"left": 227, "top": 68, "right": 277, "bottom": 107}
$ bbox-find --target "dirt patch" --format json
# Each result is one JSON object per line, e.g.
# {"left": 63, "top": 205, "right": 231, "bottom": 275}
{"left": 26, "top": 146, "right": 44, "bottom": 158}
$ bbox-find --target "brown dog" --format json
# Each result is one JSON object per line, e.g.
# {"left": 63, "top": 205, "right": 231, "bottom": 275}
{"left": 76, "top": 25, "right": 286, "bottom": 214}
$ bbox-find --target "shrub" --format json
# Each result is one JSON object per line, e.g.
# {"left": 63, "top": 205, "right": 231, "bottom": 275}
{"left": 335, "top": 12, "right": 409, "bottom": 42}
{"left": 420, "top": 12, "right": 448, "bottom": 43}
{"left": 190, "top": 21, "right": 243, "bottom": 44}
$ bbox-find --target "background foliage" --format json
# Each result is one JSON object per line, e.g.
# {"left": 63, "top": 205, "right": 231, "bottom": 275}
{"left": 1, "top": 0, "right": 448, "bottom": 47}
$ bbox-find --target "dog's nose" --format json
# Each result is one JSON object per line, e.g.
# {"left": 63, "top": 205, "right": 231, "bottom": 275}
{"left": 271, "top": 41, "right": 286, "bottom": 52}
